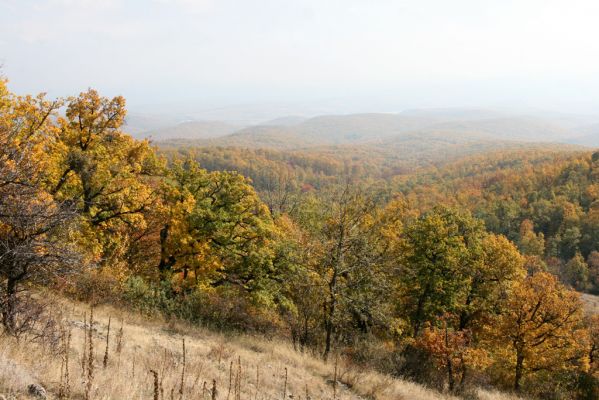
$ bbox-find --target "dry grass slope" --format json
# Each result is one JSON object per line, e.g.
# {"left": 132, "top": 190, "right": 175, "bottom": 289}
{"left": 582, "top": 293, "right": 599, "bottom": 314}
{"left": 0, "top": 296, "right": 525, "bottom": 400}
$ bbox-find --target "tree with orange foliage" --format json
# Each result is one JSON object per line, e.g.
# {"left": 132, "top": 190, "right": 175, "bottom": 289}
{"left": 589, "top": 315, "right": 599, "bottom": 376}
{"left": 417, "top": 314, "right": 490, "bottom": 391}
{"left": 490, "top": 272, "right": 588, "bottom": 391}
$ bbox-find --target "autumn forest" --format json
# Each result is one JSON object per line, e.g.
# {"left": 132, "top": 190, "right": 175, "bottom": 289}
{"left": 1, "top": 76, "right": 598, "bottom": 400}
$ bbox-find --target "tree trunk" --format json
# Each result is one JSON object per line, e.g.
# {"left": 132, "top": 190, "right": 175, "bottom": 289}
{"left": 158, "top": 224, "right": 175, "bottom": 273}
{"left": 413, "top": 282, "right": 431, "bottom": 337}
{"left": 445, "top": 325, "right": 455, "bottom": 392}
{"left": 446, "top": 356, "right": 455, "bottom": 392}
{"left": 323, "top": 293, "right": 336, "bottom": 361}
{"left": 323, "top": 224, "right": 344, "bottom": 362}
{"left": 291, "top": 328, "right": 298, "bottom": 351}
{"left": 300, "top": 315, "right": 309, "bottom": 352}
{"left": 514, "top": 351, "right": 524, "bottom": 391}
{"left": 459, "top": 359, "right": 468, "bottom": 389}
{"left": 2, "top": 277, "right": 18, "bottom": 334}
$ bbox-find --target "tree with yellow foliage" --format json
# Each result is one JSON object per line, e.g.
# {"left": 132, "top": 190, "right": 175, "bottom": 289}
{"left": 588, "top": 314, "right": 599, "bottom": 376}
{"left": 518, "top": 219, "right": 545, "bottom": 257}
{"left": 0, "top": 78, "right": 80, "bottom": 333}
{"left": 400, "top": 207, "right": 525, "bottom": 390}
{"left": 157, "top": 158, "right": 276, "bottom": 291}
{"left": 50, "top": 89, "right": 162, "bottom": 266}
{"left": 490, "top": 272, "right": 587, "bottom": 392}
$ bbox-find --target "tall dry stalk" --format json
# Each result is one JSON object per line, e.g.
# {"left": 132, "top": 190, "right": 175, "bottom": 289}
{"left": 202, "top": 381, "right": 207, "bottom": 399}
{"left": 227, "top": 361, "right": 233, "bottom": 400}
{"left": 235, "top": 357, "right": 242, "bottom": 400}
{"left": 212, "top": 379, "right": 217, "bottom": 400}
{"left": 333, "top": 354, "right": 338, "bottom": 400}
{"left": 114, "top": 319, "right": 123, "bottom": 369}
{"left": 132, "top": 348, "right": 136, "bottom": 379}
{"left": 81, "top": 311, "right": 87, "bottom": 377}
{"left": 103, "top": 316, "right": 111, "bottom": 368}
{"left": 150, "top": 369, "right": 164, "bottom": 400}
{"left": 160, "top": 347, "right": 168, "bottom": 393}
{"left": 151, "top": 370, "right": 160, "bottom": 400}
{"left": 255, "top": 365, "right": 260, "bottom": 400}
{"left": 115, "top": 319, "right": 124, "bottom": 353}
{"left": 217, "top": 343, "right": 224, "bottom": 366}
{"left": 115, "top": 319, "right": 124, "bottom": 367}
{"left": 84, "top": 307, "right": 94, "bottom": 400}
{"left": 282, "top": 367, "right": 288, "bottom": 400}
{"left": 179, "top": 338, "right": 186, "bottom": 400}
{"left": 58, "top": 325, "right": 72, "bottom": 399}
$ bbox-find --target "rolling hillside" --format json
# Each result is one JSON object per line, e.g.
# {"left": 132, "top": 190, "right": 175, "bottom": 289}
{"left": 159, "top": 133, "right": 582, "bottom": 186}
{"left": 148, "top": 109, "right": 599, "bottom": 148}
{"left": 142, "top": 120, "right": 241, "bottom": 141}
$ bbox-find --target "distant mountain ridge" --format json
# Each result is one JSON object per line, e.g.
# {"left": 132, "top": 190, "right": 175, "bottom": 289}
{"left": 129, "top": 108, "right": 599, "bottom": 149}
{"left": 140, "top": 120, "right": 240, "bottom": 140}
{"left": 196, "top": 113, "right": 589, "bottom": 149}
{"left": 568, "top": 123, "right": 599, "bottom": 147}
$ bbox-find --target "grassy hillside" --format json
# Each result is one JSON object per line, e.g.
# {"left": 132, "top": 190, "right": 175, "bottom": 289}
{"left": 583, "top": 293, "right": 599, "bottom": 314}
{"left": 0, "top": 295, "right": 524, "bottom": 400}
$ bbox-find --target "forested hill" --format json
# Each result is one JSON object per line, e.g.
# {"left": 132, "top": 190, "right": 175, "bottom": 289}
{"left": 210, "top": 114, "right": 576, "bottom": 147}
{"left": 395, "top": 148, "right": 599, "bottom": 294}
{"left": 159, "top": 139, "right": 581, "bottom": 191}
{"left": 169, "top": 141, "right": 599, "bottom": 295}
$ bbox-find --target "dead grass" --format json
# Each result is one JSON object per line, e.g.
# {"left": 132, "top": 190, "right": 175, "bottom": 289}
{"left": 0, "top": 296, "right": 525, "bottom": 400}
{"left": 475, "top": 389, "right": 526, "bottom": 400}
{"left": 582, "top": 293, "right": 599, "bottom": 315}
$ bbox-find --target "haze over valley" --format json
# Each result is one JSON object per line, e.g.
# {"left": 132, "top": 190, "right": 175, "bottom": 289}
{"left": 127, "top": 107, "right": 599, "bottom": 148}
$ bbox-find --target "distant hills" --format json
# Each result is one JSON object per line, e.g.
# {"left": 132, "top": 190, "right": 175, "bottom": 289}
{"left": 569, "top": 123, "right": 599, "bottom": 147}
{"left": 126, "top": 108, "right": 599, "bottom": 149}
{"left": 141, "top": 120, "right": 240, "bottom": 140}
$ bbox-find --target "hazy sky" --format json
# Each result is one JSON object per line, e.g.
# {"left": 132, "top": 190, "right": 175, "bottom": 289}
{"left": 2, "top": 0, "right": 599, "bottom": 115}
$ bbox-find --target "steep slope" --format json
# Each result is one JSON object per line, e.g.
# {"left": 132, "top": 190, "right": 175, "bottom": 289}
{"left": 0, "top": 295, "right": 524, "bottom": 400}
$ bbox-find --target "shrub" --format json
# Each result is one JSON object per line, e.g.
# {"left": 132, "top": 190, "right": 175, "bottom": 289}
{"left": 122, "top": 277, "right": 284, "bottom": 334}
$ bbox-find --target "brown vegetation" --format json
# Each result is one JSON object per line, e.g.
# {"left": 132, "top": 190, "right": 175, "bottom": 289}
{"left": 0, "top": 296, "right": 528, "bottom": 400}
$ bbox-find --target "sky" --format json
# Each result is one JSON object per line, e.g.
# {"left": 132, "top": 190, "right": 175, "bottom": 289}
{"left": 2, "top": 0, "right": 599, "bottom": 117}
